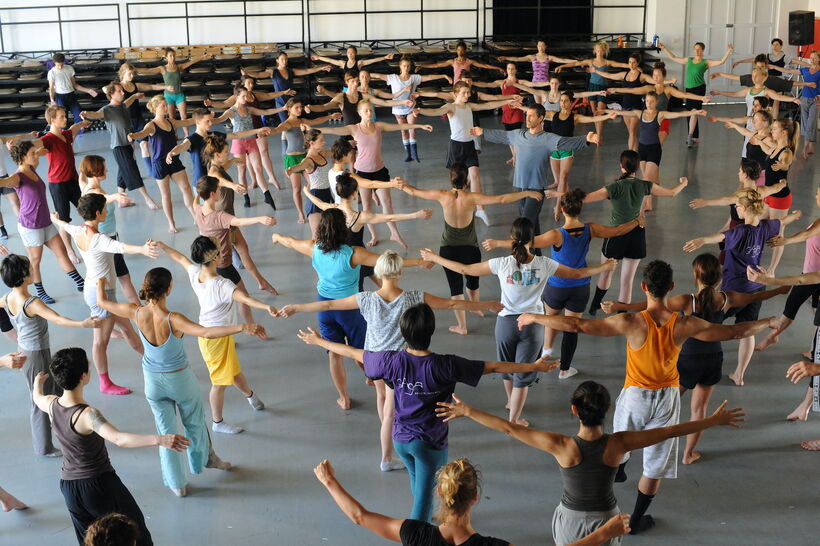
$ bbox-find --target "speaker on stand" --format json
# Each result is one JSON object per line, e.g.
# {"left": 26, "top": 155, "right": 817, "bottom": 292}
{"left": 789, "top": 10, "right": 815, "bottom": 57}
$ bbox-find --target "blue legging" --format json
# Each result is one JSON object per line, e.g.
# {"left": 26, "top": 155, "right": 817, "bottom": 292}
{"left": 393, "top": 439, "right": 448, "bottom": 522}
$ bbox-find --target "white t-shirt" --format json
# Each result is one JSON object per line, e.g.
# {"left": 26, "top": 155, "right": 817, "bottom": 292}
{"left": 386, "top": 74, "right": 421, "bottom": 115}
{"left": 187, "top": 264, "right": 237, "bottom": 327}
{"left": 48, "top": 64, "right": 76, "bottom": 95}
{"left": 328, "top": 167, "right": 345, "bottom": 204}
{"left": 488, "top": 255, "right": 559, "bottom": 316}
{"left": 64, "top": 225, "right": 124, "bottom": 287}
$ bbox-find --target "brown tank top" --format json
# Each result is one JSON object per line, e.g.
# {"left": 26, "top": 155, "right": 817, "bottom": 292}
{"left": 50, "top": 399, "right": 115, "bottom": 480}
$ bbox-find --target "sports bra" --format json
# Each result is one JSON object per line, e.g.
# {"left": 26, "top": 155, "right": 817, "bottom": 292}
{"left": 764, "top": 147, "right": 790, "bottom": 198}
{"left": 550, "top": 112, "right": 575, "bottom": 138}
{"left": 679, "top": 291, "right": 728, "bottom": 356}
{"left": 638, "top": 111, "right": 661, "bottom": 145}
{"left": 621, "top": 72, "right": 645, "bottom": 110}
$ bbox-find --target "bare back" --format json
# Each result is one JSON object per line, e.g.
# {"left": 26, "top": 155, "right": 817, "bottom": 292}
{"left": 135, "top": 305, "right": 180, "bottom": 346}
{"left": 437, "top": 189, "right": 476, "bottom": 228}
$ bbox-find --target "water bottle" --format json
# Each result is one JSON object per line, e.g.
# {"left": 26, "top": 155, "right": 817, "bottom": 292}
{"left": 618, "top": 36, "right": 624, "bottom": 48}
{"left": 652, "top": 35, "right": 659, "bottom": 48}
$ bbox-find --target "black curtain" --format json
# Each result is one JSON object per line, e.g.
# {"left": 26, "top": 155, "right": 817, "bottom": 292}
{"left": 492, "top": 0, "right": 592, "bottom": 38}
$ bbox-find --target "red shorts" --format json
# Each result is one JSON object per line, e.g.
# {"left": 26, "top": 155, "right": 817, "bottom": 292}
{"left": 230, "top": 138, "right": 259, "bottom": 155}
{"left": 764, "top": 193, "right": 793, "bottom": 210}
{"left": 659, "top": 118, "right": 671, "bottom": 134}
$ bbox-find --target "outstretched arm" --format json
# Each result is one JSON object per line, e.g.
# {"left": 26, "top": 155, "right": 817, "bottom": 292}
{"left": 157, "top": 242, "right": 193, "bottom": 270}
{"left": 270, "top": 233, "right": 315, "bottom": 257}
{"left": 420, "top": 249, "right": 491, "bottom": 278}
{"left": 746, "top": 267, "right": 820, "bottom": 287}
{"left": 659, "top": 43, "right": 687, "bottom": 65}
{"left": 686, "top": 315, "right": 776, "bottom": 342}
{"left": 682, "top": 231, "right": 726, "bottom": 252}
{"left": 707, "top": 44, "right": 734, "bottom": 68}
{"left": 298, "top": 326, "right": 364, "bottom": 361}
{"left": 78, "top": 405, "right": 189, "bottom": 451}
{"left": 517, "top": 312, "right": 631, "bottom": 336}
{"left": 651, "top": 177, "right": 688, "bottom": 197}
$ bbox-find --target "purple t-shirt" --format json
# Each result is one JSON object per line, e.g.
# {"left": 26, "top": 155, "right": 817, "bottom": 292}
{"left": 722, "top": 219, "right": 780, "bottom": 292}
{"left": 363, "top": 350, "right": 484, "bottom": 450}
{"left": 15, "top": 170, "right": 52, "bottom": 229}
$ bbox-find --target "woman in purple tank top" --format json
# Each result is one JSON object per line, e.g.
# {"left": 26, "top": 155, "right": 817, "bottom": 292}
{"left": 498, "top": 40, "right": 575, "bottom": 105}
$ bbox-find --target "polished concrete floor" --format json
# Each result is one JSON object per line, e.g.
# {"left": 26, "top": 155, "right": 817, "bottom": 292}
{"left": 0, "top": 106, "right": 817, "bottom": 545}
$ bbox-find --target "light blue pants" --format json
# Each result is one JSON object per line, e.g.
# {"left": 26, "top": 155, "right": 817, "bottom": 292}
{"left": 143, "top": 367, "right": 210, "bottom": 489}
{"left": 393, "top": 439, "right": 448, "bottom": 522}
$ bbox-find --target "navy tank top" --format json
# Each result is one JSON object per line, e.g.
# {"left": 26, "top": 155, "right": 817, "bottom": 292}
{"left": 548, "top": 225, "right": 590, "bottom": 288}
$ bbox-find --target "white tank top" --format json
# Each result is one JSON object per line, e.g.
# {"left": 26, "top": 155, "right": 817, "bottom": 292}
{"left": 449, "top": 103, "right": 474, "bottom": 143}
{"left": 307, "top": 158, "right": 332, "bottom": 190}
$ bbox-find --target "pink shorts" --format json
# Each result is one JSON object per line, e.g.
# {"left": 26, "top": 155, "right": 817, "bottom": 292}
{"left": 230, "top": 138, "right": 259, "bottom": 155}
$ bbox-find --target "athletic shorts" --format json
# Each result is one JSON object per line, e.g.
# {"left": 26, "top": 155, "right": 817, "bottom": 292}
{"left": 543, "top": 283, "right": 590, "bottom": 314}
{"left": 613, "top": 386, "right": 680, "bottom": 480}
{"left": 284, "top": 153, "right": 307, "bottom": 171}
{"left": 724, "top": 293, "right": 762, "bottom": 324}
{"left": 587, "top": 82, "right": 608, "bottom": 99}
{"left": 150, "top": 156, "right": 185, "bottom": 180}
{"left": 550, "top": 150, "right": 574, "bottom": 160}
{"left": 17, "top": 223, "right": 58, "bottom": 247}
{"left": 552, "top": 503, "right": 622, "bottom": 546}
{"left": 84, "top": 287, "right": 116, "bottom": 319}
{"left": 317, "top": 294, "right": 366, "bottom": 349}
{"left": 47, "top": 180, "right": 81, "bottom": 222}
{"left": 685, "top": 85, "right": 706, "bottom": 110}
{"left": 305, "top": 188, "right": 333, "bottom": 216}
{"left": 783, "top": 283, "right": 820, "bottom": 324}
{"left": 677, "top": 352, "right": 723, "bottom": 389}
{"left": 231, "top": 138, "right": 259, "bottom": 156}
{"left": 503, "top": 122, "right": 523, "bottom": 131}
{"left": 446, "top": 140, "right": 479, "bottom": 169}
{"left": 112, "top": 145, "right": 144, "bottom": 191}
{"left": 601, "top": 226, "right": 646, "bottom": 260}
{"left": 659, "top": 118, "right": 671, "bottom": 134}
{"left": 163, "top": 91, "right": 186, "bottom": 105}
{"left": 638, "top": 142, "right": 662, "bottom": 165}
{"left": 356, "top": 166, "right": 390, "bottom": 182}
{"left": 439, "top": 245, "right": 481, "bottom": 296}
{"left": 216, "top": 264, "right": 242, "bottom": 285}
{"left": 764, "top": 193, "right": 792, "bottom": 210}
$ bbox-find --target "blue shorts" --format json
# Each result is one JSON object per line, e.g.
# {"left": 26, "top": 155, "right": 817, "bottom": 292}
{"left": 85, "top": 287, "right": 116, "bottom": 319}
{"left": 316, "top": 294, "right": 366, "bottom": 350}
{"left": 163, "top": 91, "right": 186, "bottom": 106}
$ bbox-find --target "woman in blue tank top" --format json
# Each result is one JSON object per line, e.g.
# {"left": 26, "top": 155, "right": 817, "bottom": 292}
{"left": 483, "top": 189, "right": 641, "bottom": 379}
{"left": 97, "top": 268, "right": 264, "bottom": 497}
{"left": 272, "top": 209, "right": 429, "bottom": 410}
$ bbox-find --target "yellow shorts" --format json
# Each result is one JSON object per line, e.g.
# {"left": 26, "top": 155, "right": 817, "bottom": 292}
{"left": 198, "top": 335, "right": 241, "bottom": 386}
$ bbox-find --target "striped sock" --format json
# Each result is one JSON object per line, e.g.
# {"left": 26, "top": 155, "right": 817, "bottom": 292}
{"left": 67, "top": 269, "right": 84, "bottom": 292}
{"left": 34, "top": 283, "right": 55, "bottom": 304}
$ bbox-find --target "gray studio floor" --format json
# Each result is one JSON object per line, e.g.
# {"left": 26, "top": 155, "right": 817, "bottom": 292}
{"left": 0, "top": 105, "right": 817, "bottom": 545}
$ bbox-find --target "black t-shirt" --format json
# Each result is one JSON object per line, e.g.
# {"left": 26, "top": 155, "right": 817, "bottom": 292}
{"left": 399, "top": 520, "right": 509, "bottom": 546}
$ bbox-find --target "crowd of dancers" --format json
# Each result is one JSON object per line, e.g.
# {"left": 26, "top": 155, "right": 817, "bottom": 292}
{"left": 0, "top": 36, "right": 818, "bottom": 546}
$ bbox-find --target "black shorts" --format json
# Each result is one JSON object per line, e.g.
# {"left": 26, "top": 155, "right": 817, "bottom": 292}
{"left": 47, "top": 180, "right": 81, "bottom": 222}
{"left": 783, "top": 283, "right": 820, "bottom": 325}
{"left": 543, "top": 283, "right": 590, "bottom": 313}
{"left": 216, "top": 264, "right": 242, "bottom": 285}
{"left": 638, "top": 142, "right": 662, "bottom": 165}
{"left": 601, "top": 226, "right": 646, "bottom": 260}
{"left": 685, "top": 84, "right": 706, "bottom": 110}
{"left": 446, "top": 140, "right": 479, "bottom": 169}
{"left": 440, "top": 245, "right": 481, "bottom": 296}
{"left": 725, "top": 294, "right": 762, "bottom": 324}
{"left": 355, "top": 166, "right": 390, "bottom": 182}
{"left": 305, "top": 188, "right": 333, "bottom": 216}
{"left": 677, "top": 352, "right": 723, "bottom": 389}
{"left": 149, "top": 156, "right": 185, "bottom": 180}
{"left": 503, "top": 122, "right": 523, "bottom": 131}
{"left": 113, "top": 145, "right": 144, "bottom": 191}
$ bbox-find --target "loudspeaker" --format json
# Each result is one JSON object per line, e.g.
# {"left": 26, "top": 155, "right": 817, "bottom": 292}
{"left": 789, "top": 11, "right": 815, "bottom": 46}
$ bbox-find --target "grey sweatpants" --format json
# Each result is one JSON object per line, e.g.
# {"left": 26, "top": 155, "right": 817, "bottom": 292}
{"left": 495, "top": 314, "right": 544, "bottom": 388}
{"left": 552, "top": 502, "right": 622, "bottom": 546}
{"left": 22, "top": 348, "right": 61, "bottom": 455}
{"left": 801, "top": 96, "right": 817, "bottom": 143}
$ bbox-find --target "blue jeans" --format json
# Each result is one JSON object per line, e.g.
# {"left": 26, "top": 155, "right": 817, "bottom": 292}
{"left": 143, "top": 367, "right": 210, "bottom": 489}
{"left": 393, "top": 439, "right": 448, "bottom": 522}
{"left": 55, "top": 92, "right": 82, "bottom": 126}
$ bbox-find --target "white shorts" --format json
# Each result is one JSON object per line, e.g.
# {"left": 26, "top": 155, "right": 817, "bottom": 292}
{"left": 17, "top": 223, "right": 58, "bottom": 247}
{"left": 612, "top": 386, "right": 680, "bottom": 480}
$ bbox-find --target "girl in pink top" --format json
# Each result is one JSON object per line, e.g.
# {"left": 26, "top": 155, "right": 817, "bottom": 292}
{"left": 498, "top": 40, "right": 575, "bottom": 104}
{"left": 318, "top": 101, "right": 432, "bottom": 249}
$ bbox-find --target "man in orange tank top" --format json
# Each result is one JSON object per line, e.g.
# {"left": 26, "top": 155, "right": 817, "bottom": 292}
{"left": 518, "top": 260, "right": 777, "bottom": 534}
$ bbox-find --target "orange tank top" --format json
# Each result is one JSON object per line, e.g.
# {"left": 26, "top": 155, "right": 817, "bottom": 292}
{"left": 624, "top": 310, "right": 681, "bottom": 389}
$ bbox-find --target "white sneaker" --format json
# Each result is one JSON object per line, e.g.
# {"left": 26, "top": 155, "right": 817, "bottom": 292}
{"left": 212, "top": 421, "right": 244, "bottom": 434}
{"left": 558, "top": 367, "right": 578, "bottom": 380}
{"left": 475, "top": 209, "right": 490, "bottom": 226}
{"left": 247, "top": 393, "right": 264, "bottom": 411}
{"left": 541, "top": 348, "right": 554, "bottom": 359}
{"left": 380, "top": 459, "right": 406, "bottom": 472}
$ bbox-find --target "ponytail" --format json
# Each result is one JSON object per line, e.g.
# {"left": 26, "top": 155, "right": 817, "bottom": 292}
{"left": 617, "top": 150, "right": 639, "bottom": 179}
{"left": 509, "top": 217, "right": 534, "bottom": 266}
{"left": 692, "top": 253, "right": 722, "bottom": 321}
{"left": 775, "top": 118, "right": 799, "bottom": 151}
{"left": 434, "top": 458, "right": 480, "bottom": 522}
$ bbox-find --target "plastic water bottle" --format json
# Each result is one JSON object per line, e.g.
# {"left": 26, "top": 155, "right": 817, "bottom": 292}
{"left": 652, "top": 35, "right": 659, "bottom": 48}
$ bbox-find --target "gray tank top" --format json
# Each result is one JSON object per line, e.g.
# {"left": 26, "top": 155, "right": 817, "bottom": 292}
{"left": 231, "top": 106, "right": 255, "bottom": 135}
{"left": 559, "top": 434, "right": 618, "bottom": 512}
{"left": 5, "top": 294, "right": 48, "bottom": 351}
{"left": 284, "top": 125, "right": 304, "bottom": 154}
{"left": 50, "top": 400, "right": 115, "bottom": 480}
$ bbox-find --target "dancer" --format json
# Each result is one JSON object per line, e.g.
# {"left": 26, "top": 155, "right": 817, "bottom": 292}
{"left": 518, "top": 260, "right": 775, "bottom": 534}
{"left": 509, "top": 77, "right": 607, "bottom": 134}
{"left": 416, "top": 40, "right": 504, "bottom": 83}
{"left": 192, "top": 175, "right": 278, "bottom": 323}
{"left": 437, "top": 382, "right": 744, "bottom": 544}
{"left": 205, "top": 74, "right": 295, "bottom": 190}
{"left": 0, "top": 253, "right": 99, "bottom": 456}
{"left": 555, "top": 41, "right": 630, "bottom": 143}
{"left": 732, "top": 38, "right": 791, "bottom": 75}
{"left": 317, "top": 100, "right": 432, "bottom": 247}
{"left": 768, "top": 50, "right": 820, "bottom": 160}
{"left": 127, "top": 95, "right": 196, "bottom": 233}
{"left": 6, "top": 140, "right": 85, "bottom": 303}
{"left": 482, "top": 189, "right": 643, "bottom": 379}
{"left": 283, "top": 128, "right": 334, "bottom": 236}
{"left": 658, "top": 41, "right": 733, "bottom": 146}
{"left": 397, "top": 164, "right": 541, "bottom": 334}
{"left": 159, "top": 238, "right": 272, "bottom": 435}
{"left": 603, "top": 254, "right": 786, "bottom": 464}
{"left": 684, "top": 189, "right": 801, "bottom": 386}
{"left": 51, "top": 194, "right": 159, "bottom": 395}
{"left": 298, "top": 302, "right": 559, "bottom": 521}
{"left": 136, "top": 47, "right": 212, "bottom": 136}
{"left": 308, "top": 70, "right": 413, "bottom": 127}
{"left": 80, "top": 81, "right": 158, "bottom": 209}
{"left": 475, "top": 104, "right": 597, "bottom": 249}
{"left": 498, "top": 39, "right": 575, "bottom": 102}
{"left": 713, "top": 100, "right": 774, "bottom": 165}
{"left": 311, "top": 46, "right": 394, "bottom": 70}
{"left": 271, "top": 209, "right": 430, "bottom": 410}
{"left": 421, "top": 217, "right": 616, "bottom": 425}
{"left": 0, "top": 131, "right": 38, "bottom": 240}
{"left": 278, "top": 250, "right": 501, "bottom": 471}
{"left": 583, "top": 150, "right": 688, "bottom": 312}
{"left": 48, "top": 52, "right": 98, "bottom": 125}
{"left": 39, "top": 105, "right": 90, "bottom": 264}
{"left": 414, "top": 81, "right": 521, "bottom": 225}
{"left": 32, "top": 347, "right": 190, "bottom": 545}
{"left": 371, "top": 55, "right": 450, "bottom": 162}
{"left": 97, "top": 270, "right": 256, "bottom": 497}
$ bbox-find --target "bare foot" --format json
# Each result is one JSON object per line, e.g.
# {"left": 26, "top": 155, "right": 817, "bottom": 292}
{"left": 390, "top": 233, "right": 408, "bottom": 249}
{"left": 110, "top": 327, "right": 124, "bottom": 339}
{"left": 449, "top": 325, "right": 468, "bottom": 335}
{"left": 337, "top": 396, "right": 351, "bottom": 410}
{"left": 0, "top": 490, "right": 27, "bottom": 511}
{"left": 800, "top": 439, "right": 820, "bottom": 450}
{"left": 259, "top": 280, "right": 279, "bottom": 295}
{"left": 297, "top": 216, "right": 306, "bottom": 224}
{"left": 168, "top": 225, "right": 179, "bottom": 234}
{"left": 515, "top": 419, "right": 530, "bottom": 427}
{"left": 553, "top": 205, "right": 561, "bottom": 222}
{"left": 547, "top": 181, "right": 558, "bottom": 189}
{"left": 755, "top": 332, "right": 780, "bottom": 351}
{"left": 145, "top": 198, "right": 159, "bottom": 210}
{"left": 269, "top": 178, "right": 282, "bottom": 190}
{"left": 682, "top": 451, "right": 702, "bottom": 465}
{"left": 470, "top": 310, "right": 485, "bottom": 317}
{"left": 787, "top": 406, "right": 810, "bottom": 422}
{"left": 727, "top": 373, "right": 744, "bottom": 387}
{"left": 366, "top": 237, "right": 380, "bottom": 248}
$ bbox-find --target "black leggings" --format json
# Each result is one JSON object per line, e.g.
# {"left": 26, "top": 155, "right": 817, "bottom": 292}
{"left": 560, "top": 332, "right": 578, "bottom": 371}
{"left": 439, "top": 245, "right": 481, "bottom": 296}
{"left": 783, "top": 283, "right": 820, "bottom": 320}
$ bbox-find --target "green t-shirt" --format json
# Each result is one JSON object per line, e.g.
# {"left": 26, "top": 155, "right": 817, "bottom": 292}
{"left": 685, "top": 57, "right": 709, "bottom": 88}
{"left": 605, "top": 177, "right": 654, "bottom": 225}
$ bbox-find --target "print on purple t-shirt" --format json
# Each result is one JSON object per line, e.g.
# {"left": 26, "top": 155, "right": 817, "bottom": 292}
{"left": 721, "top": 219, "right": 780, "bottom": 293}
{"left": 363, "top": 350, "right": 484, "bottom": 450}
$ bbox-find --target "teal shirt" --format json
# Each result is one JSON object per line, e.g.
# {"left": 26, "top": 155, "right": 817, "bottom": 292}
{"left": 312, "top": 244, "right": 360, "bottom": 299}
